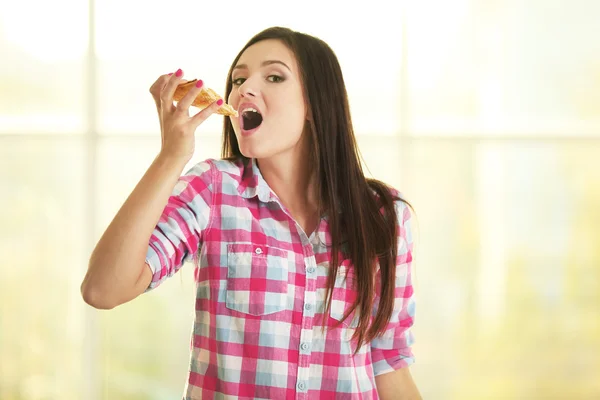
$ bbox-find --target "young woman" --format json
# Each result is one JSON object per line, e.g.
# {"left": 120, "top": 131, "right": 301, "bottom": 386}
{"left": 82, "top": 26, "right": 421, "bottom": 400}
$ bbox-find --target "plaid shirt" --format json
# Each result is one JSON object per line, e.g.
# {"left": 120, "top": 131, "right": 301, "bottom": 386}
{"left": 145, "top": 158, "right": 416, "bottom": 400}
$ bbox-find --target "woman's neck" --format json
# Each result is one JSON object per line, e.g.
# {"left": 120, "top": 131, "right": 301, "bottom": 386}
{"left": 257, "top": 148, "right": 320, "bottom": 234}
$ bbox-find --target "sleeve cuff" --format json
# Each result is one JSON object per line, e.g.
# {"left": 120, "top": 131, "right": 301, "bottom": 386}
{"left": 144, "top": 244, "right": 165, "bottom": 292}
{"left": 372, "top": 348, "right": 416, "bottom": 376}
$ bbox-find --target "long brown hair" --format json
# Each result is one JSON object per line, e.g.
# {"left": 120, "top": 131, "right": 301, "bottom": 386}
{"left": 221, "top": 27, "right": 413, "bottom": 354}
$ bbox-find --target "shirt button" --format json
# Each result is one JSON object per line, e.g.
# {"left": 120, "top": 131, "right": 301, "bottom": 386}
{"left": 304, "top": 303, "right": 312, "bottom": 311}
{"left": 254, "top": 247, "right": 263, "bottom": 255}
{"left": 297, "top": 382, "right": 306, "bottom": 391}
{"left": 306, "top": 267, "right": 315, "bottom": 274}
{"left": 301, "top": 342, "right": 310, "bottom": 351}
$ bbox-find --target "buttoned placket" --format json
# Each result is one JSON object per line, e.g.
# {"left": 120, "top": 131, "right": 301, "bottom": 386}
{"left": 294, "top": 228, "right": 322, "bottom": 400}
{"left": 255, "top": 173, "right": 322, "bottom": 398}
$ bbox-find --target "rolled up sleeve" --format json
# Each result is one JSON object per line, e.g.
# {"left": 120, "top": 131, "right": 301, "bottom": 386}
{"left": 145, "top": 160, "right": 215, "bottom": 291}
{"left": 370, "top": 199, "right": 416, "bottom": 376}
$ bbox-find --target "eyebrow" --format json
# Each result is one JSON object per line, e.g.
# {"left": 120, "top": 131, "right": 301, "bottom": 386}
{"left": 233, "top": 60, "right": 292, "bottom": 72}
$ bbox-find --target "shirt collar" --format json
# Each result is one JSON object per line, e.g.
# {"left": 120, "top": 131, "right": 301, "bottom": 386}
{"left": 238, "top": 158, "right": 276, "bottom": 203}
{"left": 237, "top": 157, "right": 338, "bottom": 243}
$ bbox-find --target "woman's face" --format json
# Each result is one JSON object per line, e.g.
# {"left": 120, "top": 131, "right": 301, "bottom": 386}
{"left": 228, "top": 39, "right": 307, "bottom": 160}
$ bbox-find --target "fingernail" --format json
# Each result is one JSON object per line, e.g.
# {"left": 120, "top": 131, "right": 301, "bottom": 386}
{"left": 168, "top": 73, "right": 173, "bottom": 76}
{"left": 217, "top": 99, "right": 224, "bottom": 106}
{"left": 195, "top": 80, "right": 203, "bottom": 88}
{"left": 175, "top": 69, "right": 183, "bottom": 77}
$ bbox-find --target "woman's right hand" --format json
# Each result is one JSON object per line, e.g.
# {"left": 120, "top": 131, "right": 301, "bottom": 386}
{"left": 149, "top": 69, "right": 223, "bottom": 162}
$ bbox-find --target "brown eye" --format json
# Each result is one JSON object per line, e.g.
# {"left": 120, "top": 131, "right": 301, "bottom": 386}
{"left": 267, "top": 75, "right": 284, "bottom": 83}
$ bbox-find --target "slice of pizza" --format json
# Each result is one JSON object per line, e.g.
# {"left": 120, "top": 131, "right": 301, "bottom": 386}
{"left": 173, "top": 79, "right": 238, "bottom": 117}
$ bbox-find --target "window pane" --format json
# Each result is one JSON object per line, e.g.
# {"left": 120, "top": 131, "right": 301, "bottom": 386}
{"left": 407, "top": 0, "right": 600, "bottom": 136}
{"left": 95, "top": 0, "right": 402, "bottom": 136}
{"left": 401, "top": 140, "right": 600, "bottom": 399}
{"left": 0, "top": 137, "right": 86, "bottom": 399}
{"left": 0, "top": 0, "right": 88, "bottom": 134}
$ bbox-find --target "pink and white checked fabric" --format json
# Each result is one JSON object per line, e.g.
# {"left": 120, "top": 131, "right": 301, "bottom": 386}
{"left": 145, "top": 158, "right": 416, "bottom": 399}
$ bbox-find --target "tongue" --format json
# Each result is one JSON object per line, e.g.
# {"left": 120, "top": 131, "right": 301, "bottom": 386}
{"left": 242, "top": 112, "right": 263, "bottom": 130}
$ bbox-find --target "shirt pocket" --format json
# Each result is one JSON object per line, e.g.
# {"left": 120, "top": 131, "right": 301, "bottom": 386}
{"left": 329, "top": 263, "right": 360, "bottom": 329}
{"left": 226, "top": 243, "right": 290, "bottom": 316}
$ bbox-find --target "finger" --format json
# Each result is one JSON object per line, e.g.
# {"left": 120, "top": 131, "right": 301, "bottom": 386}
{"left": 160, "top": 68, "right": 185, "bottom": 110}
{"left": 155, "top": 79, "right": 190, "bottom": 114}
{"left": 189, "top": 99, "right": 224, "bottom": 128}
{"left": 149, "top": 73, "right": 173, "bottom": 105}
{"left": 175, "top": 79, "right": 204, "bottom": 113}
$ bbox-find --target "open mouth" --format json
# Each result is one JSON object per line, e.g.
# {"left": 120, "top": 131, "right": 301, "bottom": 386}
{"left": 241, "top": 108, "right": 263, "bottom": 131}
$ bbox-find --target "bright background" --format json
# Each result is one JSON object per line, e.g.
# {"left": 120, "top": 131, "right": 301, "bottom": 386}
{"left": 1, "top": 0, "right": 599, "bottom": 399}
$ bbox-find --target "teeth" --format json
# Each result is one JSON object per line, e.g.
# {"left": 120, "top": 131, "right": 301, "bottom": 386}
{"left": 242, "top": 107, "right": 260, "bottom": 114}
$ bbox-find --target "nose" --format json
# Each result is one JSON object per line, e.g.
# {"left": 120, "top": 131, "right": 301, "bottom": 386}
{"left": 238, "top": 79, "right": 257, "bottom": 98}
